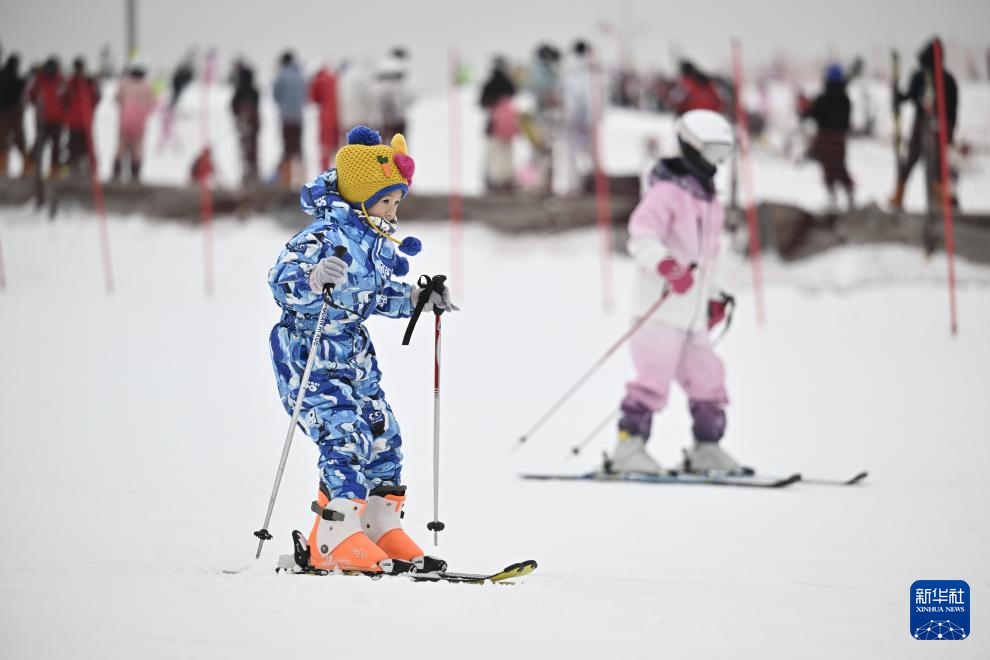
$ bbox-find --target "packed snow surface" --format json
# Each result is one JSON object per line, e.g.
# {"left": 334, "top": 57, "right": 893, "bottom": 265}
{"left": 0, "top": 208, "right": 988, "bottom": 658}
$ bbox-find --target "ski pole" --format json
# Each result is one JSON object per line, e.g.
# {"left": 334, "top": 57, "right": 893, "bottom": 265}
{"left": 709, "top": 292, "right": 737, "bottom": 348}
{"left": 402, "top": 273, "right": 451, "bottom": 545}
{"left": 566, "top": 409, "right": 619, "bottom": 459}
{"left": 567, "top": 289, "right": 732, "bottom": 460}
{"left": 513, "top": 284, "right": 673, "bottom": 452}
{"left": 423, "top": 275, "right": 449, "bottom": 546}
{"left": 254, "top": 246, "right": 346, "bottom": 559}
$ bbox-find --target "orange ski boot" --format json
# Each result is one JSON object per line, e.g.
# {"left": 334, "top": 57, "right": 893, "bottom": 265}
{"left": 308, "top": 485, "right": 389, "bottom": 573}
{"left": 363, "top": 486, "right": 447, "bottom": 572}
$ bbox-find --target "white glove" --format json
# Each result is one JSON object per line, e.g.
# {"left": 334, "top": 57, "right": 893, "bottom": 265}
{"left": 411, "top": 283, "right": 460, "bottom": 312}
{"left": 308, "top": 256, "right": 348, "bottom": 292}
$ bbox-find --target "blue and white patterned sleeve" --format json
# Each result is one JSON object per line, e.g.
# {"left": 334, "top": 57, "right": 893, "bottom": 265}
{"left": 373, "top": 279, "right": 413, "bottom": 319}
{"left": 268, "top": 220, "right": 346, "bottom": 314}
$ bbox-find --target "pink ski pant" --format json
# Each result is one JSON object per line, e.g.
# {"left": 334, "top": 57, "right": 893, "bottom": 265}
{"left": 620, "top": 323, "right": 727, "bottom": 440}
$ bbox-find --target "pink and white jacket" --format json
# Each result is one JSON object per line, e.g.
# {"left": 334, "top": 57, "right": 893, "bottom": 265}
{"left": 627, "top": 159, "right": 726, "bottom": 332}
{"left": 115, "top": 77, "right": 157, "bottom": 137}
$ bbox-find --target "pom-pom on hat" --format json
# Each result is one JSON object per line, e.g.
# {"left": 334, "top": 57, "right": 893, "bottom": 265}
{"left": 336, "top": 125, "right": 416, "bottom": 208}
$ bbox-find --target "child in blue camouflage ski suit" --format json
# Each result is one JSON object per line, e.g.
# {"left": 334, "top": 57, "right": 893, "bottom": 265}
{"left": 268, "top": 126, "right": 456, "bottom": 571}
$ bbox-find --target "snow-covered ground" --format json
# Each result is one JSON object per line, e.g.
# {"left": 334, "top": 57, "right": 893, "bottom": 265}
{"left": 0, "top": 206, "right": 988, "bottom": 658}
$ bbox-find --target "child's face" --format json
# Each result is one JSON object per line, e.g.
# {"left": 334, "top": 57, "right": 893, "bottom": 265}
{"left": 366, "top": 190, "right": 403, "bottom": 221}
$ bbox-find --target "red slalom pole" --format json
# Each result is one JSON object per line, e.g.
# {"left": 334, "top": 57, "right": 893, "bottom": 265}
{"left": 199, "top": 50, "right": 216, "bottom": 298}
{"left": 932, "top": 40, "right": 959, "bottom": 336}
{"left": 731, "top": 39, "right": 765, "bottom": 326}
{"left": 81, "top": 83, "right": 114, "bottom": 294}
{"left": 590, "top": 48, "right": 614, "bottom": 313}
{"left": 447, "top": 50, "right": 465, "bottom": 294}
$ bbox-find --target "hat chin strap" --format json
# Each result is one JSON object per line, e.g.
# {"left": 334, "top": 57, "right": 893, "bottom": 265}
{"left": 360, "top": 202, "right": 402, "bottom": 245}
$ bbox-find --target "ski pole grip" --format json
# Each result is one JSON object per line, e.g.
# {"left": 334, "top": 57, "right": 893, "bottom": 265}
{"left": 322, "top": 245, "right": 349, "bottom": 300}
{"left": 430, "top": 274, "right": 447, "bottom": 316}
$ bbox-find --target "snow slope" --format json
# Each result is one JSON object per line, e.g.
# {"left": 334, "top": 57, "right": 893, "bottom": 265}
{"left": 0, "top": 208, "right": 988, "bottom": 659}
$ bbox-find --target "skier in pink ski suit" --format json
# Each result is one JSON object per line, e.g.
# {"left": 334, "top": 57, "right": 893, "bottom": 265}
{"left": 610, "top": 109, "right": 744, "bottom": 475}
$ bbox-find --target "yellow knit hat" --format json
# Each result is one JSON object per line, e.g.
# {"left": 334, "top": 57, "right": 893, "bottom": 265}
{"left": 336, "top": 125, "right": 415, "bottom": 208}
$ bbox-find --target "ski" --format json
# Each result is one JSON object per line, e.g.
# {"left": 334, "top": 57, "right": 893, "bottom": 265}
{"left": 406, "top": 560, "right": 538, "bottom": 584}
{"left": 275, "top": 556, "right": 537, "bottom": 584}
{"left": 274, "top": 530, "right": 537, "bottom": 583}
{"left": 799, "top": 470, "right": 868, "bottom": 486}
{"left": 522, "top": 470, "right": 801, "bottom": 488}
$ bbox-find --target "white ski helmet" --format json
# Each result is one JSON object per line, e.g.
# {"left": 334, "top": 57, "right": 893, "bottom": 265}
{"left": 675, "top": 109, "right": 734, "bottom": 168}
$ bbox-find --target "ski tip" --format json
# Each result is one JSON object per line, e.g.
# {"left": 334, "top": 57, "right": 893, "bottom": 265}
{"left": 488, "top": 559, "right": 538, "bottom": 583}
{"left": 846, "top": 470, "right": 869, "bottom": 485}
{"left": 519, "top": 473, "right": 592, "bottom": 481}
{"left": 777, "top": 473, "right": 803, "bottom": 487}
{"left": 795, "top": 472, "right": 870, "bottom": 486}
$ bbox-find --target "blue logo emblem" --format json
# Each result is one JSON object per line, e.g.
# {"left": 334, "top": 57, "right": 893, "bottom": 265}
{"left": 911, "top": 580, "right": 969, "bottom": 640}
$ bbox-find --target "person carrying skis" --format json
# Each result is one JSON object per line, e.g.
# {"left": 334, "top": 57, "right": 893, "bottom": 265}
{"left": 609, "top": 109, "right": 744, "bottom": 475}
{"left": 802, "top": 63, "right": 855, "bottom": 212}
{"left": 889, "top": 37, "right": 958, "bottom": 211}
{"left": 268, "top": 125, "right": 457, "bottom": 573}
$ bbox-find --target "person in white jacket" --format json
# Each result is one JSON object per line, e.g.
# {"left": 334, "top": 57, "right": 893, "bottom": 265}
{"left": 610, "top": 110, "right": 745, "bottom": 475}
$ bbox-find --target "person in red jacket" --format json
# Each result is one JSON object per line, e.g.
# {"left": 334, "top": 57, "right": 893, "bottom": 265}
{"left": 61, "top": 57, "right": 101, "bottom": 175}
{"left": 309, "top": 65, "right": 340, "bottom": 170}
{"left": 27, "top": 57, "right": 65, "bottom": 177}
{"left": 670, "top": 60, "right": 724, "bottom": 115}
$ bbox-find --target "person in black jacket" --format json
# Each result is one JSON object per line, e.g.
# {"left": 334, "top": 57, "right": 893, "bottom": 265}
{"left": 0, "top": 53, "right": 31, "bottom": 176}
{"left": 479, "top": 57, "right": 518, "bottom": 192}
{"left": 231, "top": 63, "right": 260, "bottom": 184}
{"left": 890, "top": 37, "right": 958, "bottom": 210}
{"left": 479, "top": 57, "right": 516, "bottom": 117}
{"left": 803, "top": 63, "right": 854, "bottom": 211}
{"left": 169, "top": 52, "right": 195, "bottom": 109}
